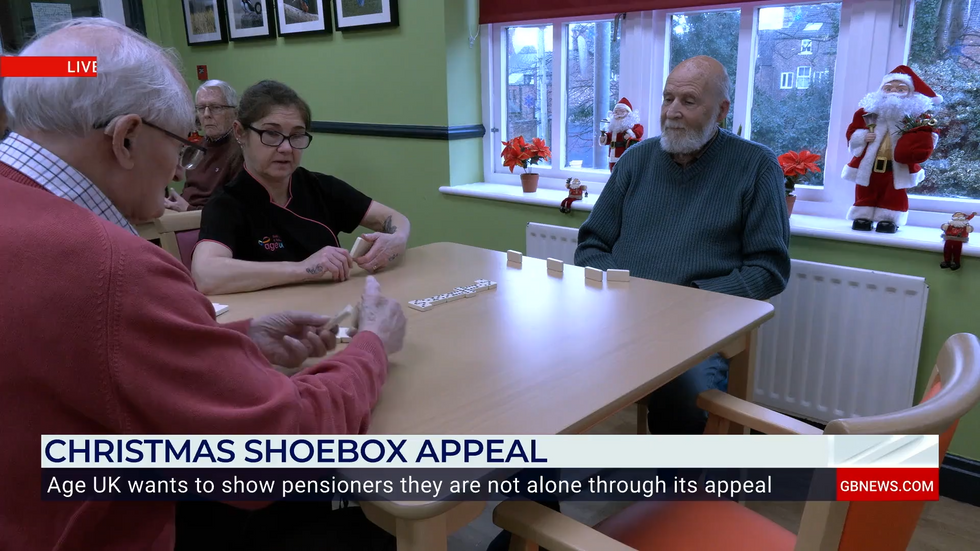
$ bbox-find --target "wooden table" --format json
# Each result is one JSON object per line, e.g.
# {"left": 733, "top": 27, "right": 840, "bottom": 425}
{"left": 210, "top": 242, "right": 773, "bottom": 550}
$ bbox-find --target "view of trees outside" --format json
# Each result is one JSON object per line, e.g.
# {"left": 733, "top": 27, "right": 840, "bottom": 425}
{"left": 669, "top": 10, "right": 741, "bottom": 133}
{"left": 750, "top": 3, "right": 841, "bottom": 188}
{"left": 506, "top": 25, "right": 553, "bottom": 169}
{"left": 565, "top": 22, "right": 621, "bottom": 169}
{"left": 908, "top": 0, "right": 980, "bottom": 200}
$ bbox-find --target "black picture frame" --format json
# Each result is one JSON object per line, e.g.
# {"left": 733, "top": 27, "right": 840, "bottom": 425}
{"left": 275, "top": 0, "right": 331, "bottom": 37}
{"left": 334, "top": 0, "right": 399, "bottom": 32}
{"left": 225, "top": 0, "right": 277, "bottom": 41}
{"left": 181, "top": 0, "right": 229, "bottom": 46}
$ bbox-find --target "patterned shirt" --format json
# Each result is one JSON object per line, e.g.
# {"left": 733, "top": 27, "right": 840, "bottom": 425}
{"left": 0, "top": 132, "right": 137, "bottom": 235}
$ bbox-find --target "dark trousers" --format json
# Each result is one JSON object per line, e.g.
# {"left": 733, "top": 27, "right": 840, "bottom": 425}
{"left": 175, "top": 500, "right": 395, "bottom": 551}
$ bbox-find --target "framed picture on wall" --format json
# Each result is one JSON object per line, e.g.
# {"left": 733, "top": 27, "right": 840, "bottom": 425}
{"left": 334, "top": 0, "right": 398, "bottom": 31}
{"left": 275, "top": 0, "right": 330, "bottom": 36}
{"left": 181, "top": 0, "right": 228, "bottom": 45}
{"left": 225, "top": 0, "right": 276, "bottom": 40}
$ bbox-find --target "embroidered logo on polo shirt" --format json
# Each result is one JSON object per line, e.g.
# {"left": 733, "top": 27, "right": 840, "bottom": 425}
{"left": 258, "top": 235, "right": 285, "bottom": 251}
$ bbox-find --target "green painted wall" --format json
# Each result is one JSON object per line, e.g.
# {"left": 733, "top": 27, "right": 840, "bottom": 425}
{"left": 143, "top": 0, "right": 978, "bottom": 460}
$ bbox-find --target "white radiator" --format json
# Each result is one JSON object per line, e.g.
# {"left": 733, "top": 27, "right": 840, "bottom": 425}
{"left": 753, "top": 260, "right": 928, "bottom": 423}
{"left": 523, "top": 223, "right": 930, "bottom": 424}
{"left": 525, "top": 222, "right": 580, "bottom": 263}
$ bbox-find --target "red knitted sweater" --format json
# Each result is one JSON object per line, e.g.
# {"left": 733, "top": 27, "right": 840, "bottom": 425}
{"left": 0, "top": 163, "right": 389, "bottom": 550}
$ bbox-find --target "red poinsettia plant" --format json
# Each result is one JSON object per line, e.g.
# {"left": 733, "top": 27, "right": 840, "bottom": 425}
{"left": 778, "top": 149, "right": 821, "bottom": 196}
{"left": 501, "top": 136, "right": 552, "bottom": 174}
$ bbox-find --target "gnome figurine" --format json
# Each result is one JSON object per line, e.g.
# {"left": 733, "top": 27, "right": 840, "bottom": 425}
{"left": 559, "top": 178, "right": 588, "bottom": 214}
{"left": 940, "top": 212, "right": 975, "bottom": 270}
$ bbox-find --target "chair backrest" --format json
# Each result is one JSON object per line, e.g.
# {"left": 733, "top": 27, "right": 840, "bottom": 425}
{"left": 794, "top": 333, "right": 980, "bottom": 551}
{"left": 153, "top": 210, "right": 202, "bottom": 271}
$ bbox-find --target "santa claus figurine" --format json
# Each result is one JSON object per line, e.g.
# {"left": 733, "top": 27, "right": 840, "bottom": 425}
{"left": 940, "top": 212, "right": 975, "bottom": 270}
{"left": 599, "top": 97, "right": 643, "bottom": 171}
{"left": 843, "top": 65, "right": 942, "bottom": 233}
{"left": 560, "top": 177, "right": 588, "bottom": 214}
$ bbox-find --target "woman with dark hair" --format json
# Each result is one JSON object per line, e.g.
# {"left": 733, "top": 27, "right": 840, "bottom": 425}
{"left": 192, "top": 80, "right": 411, "bottom": 295}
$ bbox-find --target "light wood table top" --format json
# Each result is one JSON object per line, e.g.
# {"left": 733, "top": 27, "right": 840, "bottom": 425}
{"left": 211, "top": 242, "right": 774, "bottom": 436}
{"left": 210, "top": 242, "right": 774, "bottom": 549}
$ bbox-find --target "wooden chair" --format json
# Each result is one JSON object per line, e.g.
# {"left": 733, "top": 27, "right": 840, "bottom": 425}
{"left": 493, "top": 332, "right": 980, "bottom": 551}
{"left": 153, "top": 210, "right": 202, "bottom": 270}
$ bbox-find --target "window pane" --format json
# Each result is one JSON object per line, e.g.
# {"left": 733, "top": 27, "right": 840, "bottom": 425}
{"left": 750, "top": 3, "right": 841, "bottom": 188}
{"left": 669, "top": 10, "right": 740, "bottom": 132}
{"left": 907, "top": 0, "right": 980, "bottom": 200}
{"left": 564, "top": 21, "right": 621, "bottom": 170}
{"left": 505, "top": 25, "right": 553, "bottom": 169}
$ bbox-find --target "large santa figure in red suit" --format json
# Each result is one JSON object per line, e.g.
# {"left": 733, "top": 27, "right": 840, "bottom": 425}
{"left": 599, "top": 97, "right": 643, "bottom": 171}
{"left": 843, "top": 65, "right": 942, "bottom": 233}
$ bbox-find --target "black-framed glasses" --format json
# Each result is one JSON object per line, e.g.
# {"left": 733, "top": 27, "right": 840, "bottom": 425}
{"left": 246, "top": 124, "right": 313, "bottom": 149}
{"left": 94, "top": 117, "right": 207, "bottom": 170}
{"left": 195, "top": 104, "right": 235, "bottom": 114}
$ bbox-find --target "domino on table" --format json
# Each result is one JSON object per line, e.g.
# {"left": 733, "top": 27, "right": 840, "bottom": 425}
{"left": 584, "top": 266, "right": 603, "bottom": 282}
{"left": 507, "top": 250, "right": 523, "bottom": 263}
{"left": 408, "top": 300, "right": 434, "bottom": 312}
{"left": 325, "top": 304, "right": 357, "bottom": 330}
{"left": 607, "top": 269, "right": 630, "bottom": 282}
{"left": 546, "top": 258, "right": 564, "bottom": 272}
{"left": 350, "top": 236, "right": 372, "bottom": 259}
{"left": 337, "top": 327, "right": 353, "bottom": 343}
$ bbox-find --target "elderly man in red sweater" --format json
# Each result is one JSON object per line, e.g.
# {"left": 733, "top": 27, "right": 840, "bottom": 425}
{"left": 0, "top": 17, "right": 406, "bottom": 551}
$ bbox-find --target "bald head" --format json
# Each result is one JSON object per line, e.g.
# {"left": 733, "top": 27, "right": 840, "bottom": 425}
{"left": 660, "top": 56, "right": 731, "bottom": 155}
{"left": 668, "top": 56, "right": 731, "bottom": 103}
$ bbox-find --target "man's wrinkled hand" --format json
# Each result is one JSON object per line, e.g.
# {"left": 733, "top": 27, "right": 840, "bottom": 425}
{"left": 247, "top": 311, "right": 339, "bottom": 368}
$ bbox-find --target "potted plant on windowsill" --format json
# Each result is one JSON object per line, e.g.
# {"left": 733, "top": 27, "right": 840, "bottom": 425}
{"left": 501, "top": 136, "right": 552, "bottom": 192}
{"left": 777, "top": 149, "right": 821, "bottom": 217}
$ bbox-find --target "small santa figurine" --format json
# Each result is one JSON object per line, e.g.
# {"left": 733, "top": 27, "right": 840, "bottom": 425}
{"left": 599, "top": 97, "right": 643, "bottom": 171}
{"left": 940, "top": 212, "right": 975, "bottom": 270}
{"left": 560, "top": 177, "right": 588, "bottom": 214}
{"left": 843, "top": 65, "right": 942, "bottom": 233}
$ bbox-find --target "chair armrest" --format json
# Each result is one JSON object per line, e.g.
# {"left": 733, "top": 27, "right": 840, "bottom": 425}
{"left": 697, "top": 389, "right": 823, "bottom": 435}
{"left": 493, "top": 501, "right": 636, "bottom": 551}
{"left": 153, "top": 210, "right": 202, "bottom": 232}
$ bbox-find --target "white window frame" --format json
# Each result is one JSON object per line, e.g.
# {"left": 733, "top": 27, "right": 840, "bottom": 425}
{"left": 479, "top": 0, "right": 980, "bottom": 222}
{"left": 780, "top": 72, "right": 795, "bottom": 89}
{"left": 800, "top": 38, "right": 813, "bottom": 54}
{"left": 796, "top": 65, "right": 812, "bottom": 89}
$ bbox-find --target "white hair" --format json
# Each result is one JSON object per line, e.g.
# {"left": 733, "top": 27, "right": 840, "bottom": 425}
{"left": 2, "top": 18, "right": 195, "bottom": 137}
{"left": 714, "top": 66, "right": 732, "bottom": 103}
{"left": 197, "top": 80, "right": 238, "bottom": 106}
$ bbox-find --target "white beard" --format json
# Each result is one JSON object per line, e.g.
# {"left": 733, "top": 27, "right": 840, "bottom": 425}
{"left": 858, "top": 90, "right": 934, "bottom": 127}
{"left": 661, "top": 107, "right": 720, "bottom": 154}
{"left": 950, "top": 221, "right": 968, "bottom": 228}
{"left": 607, "top": 111, "right": 640, "bottom": 136}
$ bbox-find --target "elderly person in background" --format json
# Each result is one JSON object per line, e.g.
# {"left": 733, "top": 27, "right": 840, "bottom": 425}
{"left": 575, "top": 55, "right": 791, "bottom": 436}
{"left": 192, "top": 79, "right": 412, "bottom": 295}
{"left": 0, "top": 18, "right": 404, "bottom": 551}
{"left": 164, "top": 79, "right": 242, "bottom": 211}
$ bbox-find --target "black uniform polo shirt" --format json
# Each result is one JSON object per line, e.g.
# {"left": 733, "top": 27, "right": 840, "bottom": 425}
{"left": 198, "top": 166, "right": 373, "bottom": 262}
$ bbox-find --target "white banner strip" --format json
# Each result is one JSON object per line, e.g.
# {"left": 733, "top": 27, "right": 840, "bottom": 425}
{"left": 40, "top": 435, "right": 939, "bottom": 469}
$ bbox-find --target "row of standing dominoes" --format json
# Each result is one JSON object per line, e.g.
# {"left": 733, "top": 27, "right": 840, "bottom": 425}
{"left": 407, "top": 279, "right": 497, "bottom": 311}
{"left": 507, "top": 249, "right": 629, "bottom": 283}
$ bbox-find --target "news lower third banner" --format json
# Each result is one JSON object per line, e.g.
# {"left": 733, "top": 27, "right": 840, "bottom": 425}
{"left": 41, "top": 435, "right": 940, "bottom": 503}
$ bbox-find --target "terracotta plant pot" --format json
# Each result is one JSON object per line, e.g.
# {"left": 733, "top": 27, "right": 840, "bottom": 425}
{"left": 786, "top": 195, "right": 797, "bottom": 216}
{"left": 521, "top": 173, "right": 539, "bottom": 193}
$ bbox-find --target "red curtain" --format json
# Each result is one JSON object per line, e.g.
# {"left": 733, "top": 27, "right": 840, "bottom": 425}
{"left": 480, "top": 1, "right": 745, "bottom": 24}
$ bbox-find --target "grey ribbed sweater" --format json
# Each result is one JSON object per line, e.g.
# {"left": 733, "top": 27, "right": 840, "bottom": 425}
{"left": 574, "top": 128, "right": 791, "bottom": 301}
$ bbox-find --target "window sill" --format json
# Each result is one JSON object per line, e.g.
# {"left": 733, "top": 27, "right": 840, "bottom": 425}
{"left": 439, "top": 183, "right": 597, "bottom": 212}
{"left": 439, "top": 184, "right": 978, "bottom": 258}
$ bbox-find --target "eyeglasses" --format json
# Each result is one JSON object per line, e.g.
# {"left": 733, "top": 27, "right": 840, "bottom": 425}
{"left": 94, "top": 117, "right": 208, "bottom": 170}
{"left": 246, "top": 124, "right": 313, "bottom": 150}
{"left": 195, "top": 105, "right": 235, "bottom": 114}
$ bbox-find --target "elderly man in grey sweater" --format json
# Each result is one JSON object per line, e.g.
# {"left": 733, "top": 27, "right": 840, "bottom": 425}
{"left": 576, "top": 55, "right": 791, "bottom": 435}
